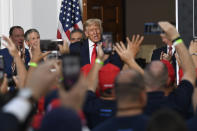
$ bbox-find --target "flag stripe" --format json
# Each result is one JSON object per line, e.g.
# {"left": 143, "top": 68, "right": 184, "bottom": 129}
{"left": 57, "top": 30, "right": 62, "bottom": 39}
{"left": 57, "top": 0, "right": 83, "bottom": 45}
{"left": 65, "top": 30, "right": 71, "bottom": 40}
{"left": 57, "top": 20, "right": 71, "bottom": 45}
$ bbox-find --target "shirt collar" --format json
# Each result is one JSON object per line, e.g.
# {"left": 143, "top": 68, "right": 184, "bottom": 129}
{"left": 167, "top": 45, "right": 175, "bottom": 53}
{"left": 88, "top": 39, "right": 95, "bottom": 48}
{"left": 167, "top": 45, "right": 173, "bottom": 48}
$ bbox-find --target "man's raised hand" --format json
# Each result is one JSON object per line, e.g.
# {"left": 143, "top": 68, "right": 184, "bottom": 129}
{"left": 2, "top": 36, "right": 18, "bottom": 57}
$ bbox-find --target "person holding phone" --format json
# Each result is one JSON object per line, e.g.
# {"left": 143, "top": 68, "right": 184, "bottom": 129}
{"left": 69, "top": 18, "right": 123, "bottom": 69}
{"left": 151, "top": 23, "right": 177, "bottom": 75}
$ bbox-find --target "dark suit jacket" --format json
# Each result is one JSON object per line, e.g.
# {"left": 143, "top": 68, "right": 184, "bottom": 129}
{"left": 0, "top": 48, "right": 30, "bottom": 78}
{"left": 151, "top": 46, "right": 167, "bottom": 61}
{"left": 151, "top": 46, "right": 177, "bottom": 73}
{"left": 69, "top": 39, "right": 123, "bottom": 69}
{"left": 0, "top": 112, "right": 19, "bottom": 131}
{"left": 0, "top": 104, "right": 37, "bottom": 131}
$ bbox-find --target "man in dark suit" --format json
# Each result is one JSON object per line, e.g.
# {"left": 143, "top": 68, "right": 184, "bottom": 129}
{"left": 151, "top": 34, "right": 176, "bottom": 73}
{"left": 151, "top": 34, "right": 174, "bottom": 60}
{"left": 70, "top": 18, "right": 123, "bottom": 69}
{"left": 0, "top": 26, "right": 30, "bottom": 78}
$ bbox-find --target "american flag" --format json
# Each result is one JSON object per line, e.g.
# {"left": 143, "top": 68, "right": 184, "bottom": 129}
{"left": 57, "top": 0, "right": 83, "bottom": 45}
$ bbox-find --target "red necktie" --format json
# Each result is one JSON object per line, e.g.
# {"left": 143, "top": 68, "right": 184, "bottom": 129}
{"left": 169, "top": 46, "right": 172, "bottom": 52}
{"left": 168, "top": 46, "right": 172, "bottom": 54}
{"left": 91, "top": 43, "right": 97, "bottom": 64}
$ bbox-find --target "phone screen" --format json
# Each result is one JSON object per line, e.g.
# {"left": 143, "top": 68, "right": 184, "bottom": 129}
{"left": 102, "top": 35, "right": 113, "bottom": 54}
{"left": 62, "top": 54, "right": 80, "bottom": 90}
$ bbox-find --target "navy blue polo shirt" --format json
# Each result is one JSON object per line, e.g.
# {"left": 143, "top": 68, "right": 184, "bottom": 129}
{"left": 0, "top": 48, "right": 30, "bottom": 77}
{"left": 92, "top": 114, "right": 148, "bottom": 131}
{"left": 144, "top": 80, "right": 194, "bottom": 119}
{"left": 83, "top": 91, "right": 116, "bottom": 129}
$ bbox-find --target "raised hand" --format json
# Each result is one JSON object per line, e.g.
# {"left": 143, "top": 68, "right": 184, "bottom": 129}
{"left": 0, "top": 74, "right": 8, "bottom": 94}
{"left": 114, "top": 35, "right": 144, "bottom": 74}
{"left": 97, "top": 44, "right": 109, "bottom": 62}
{"left": 59, "top": 74, "right": 87, "bottom": 111}
{"left": 158, "top": 22, "right": 196, "bottom": 86}
{"left": 189, "top": 40, "right": 197, "bottom": 68}
{"left": 25, "top": 60, "right": 60, "bottom": 100}
{"left": 114, "top": 34, "right": 144, "bottom": 63}
{"left": 127, "top": 34, "right": 144, "bottom": 57}
{"left": 189, "top": 40, "right": 197, "bottom": 54}
{"left": 58, "top": 40, "right": 70, "bottom": 54}
{"left": 160, "top": 51, "right": 172, "bottom": 62}
{"left": 30, "top": 40, "right": 51, "bottom": 63}
{"left": 2, "top": 36, "right": 18, "bottom": 57}
{"left": 158, "top": 22, "right": 180, "bottom": 41}
{"left": 114, "top": 41, "right": 132, "bottom": 64}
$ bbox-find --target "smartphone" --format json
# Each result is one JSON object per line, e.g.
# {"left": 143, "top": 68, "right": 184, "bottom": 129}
{"left": 102, "top": 33, "right": 113, "bottom": 54}
{"left": 0, "top": 55, "right": 4, "bottom": 81}
{"left": 40, "top": 39, "right": 63, "bottom": 51}
{"left": 62, "top": 54, "right": 80, "bottom": 90}
{"left": 144, "top": 22, "right": 164, "bottom": 34}
{"left": 47, "top": 51, "right": 61, "bottom": 59}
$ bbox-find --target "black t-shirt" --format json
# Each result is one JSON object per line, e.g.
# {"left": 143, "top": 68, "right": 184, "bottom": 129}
{"left": 92, "top": 114, "right": 148, "bottom": 131}
{"left": 83, "top": 91, "right": 116, "bottom": 129}
{"left": 145, "top": 80, "right": 194, "bottom": 119}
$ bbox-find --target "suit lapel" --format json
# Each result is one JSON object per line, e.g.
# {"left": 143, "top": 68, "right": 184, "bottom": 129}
{"left": 81, "top": 39, "right": 90, "bottom": 65}
{"left": 163, "top": 46, "right": 167, "bottom": 53}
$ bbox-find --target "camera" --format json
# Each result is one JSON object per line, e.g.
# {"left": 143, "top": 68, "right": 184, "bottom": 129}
{"left": 144, "top": 22, "right": 164, "bottom": 34}
{"left": 40, "top": 39, "right": 63, "bottom": 51}
{"left": 62, "top": 54, "right": 80, "bottom": 90}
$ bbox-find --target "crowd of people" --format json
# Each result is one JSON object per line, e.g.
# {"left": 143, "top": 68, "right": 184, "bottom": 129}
{"left": 0, "top": 18, "right": 197, "bottom": 131}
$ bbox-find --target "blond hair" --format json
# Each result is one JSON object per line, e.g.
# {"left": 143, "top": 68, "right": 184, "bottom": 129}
{"left": 84, "top": 18, "right": 103, "bottom": 33}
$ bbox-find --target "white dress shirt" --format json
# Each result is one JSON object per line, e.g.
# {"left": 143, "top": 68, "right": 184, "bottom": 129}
{"left": 167, "top": 45, "right": 175, "bottom": 54}
{"left": 88, "top": 39, "right": 98, "bottom": 63}
{"left": 3, "top": 97, "right": 31, "bottom": 122}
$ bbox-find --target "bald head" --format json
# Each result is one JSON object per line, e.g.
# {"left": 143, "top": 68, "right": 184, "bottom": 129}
{"left": 144, "top": 61, "right": 168, "bottom": 89}
{"left": 115, "top": 69, "right": 145, "bottom": 103}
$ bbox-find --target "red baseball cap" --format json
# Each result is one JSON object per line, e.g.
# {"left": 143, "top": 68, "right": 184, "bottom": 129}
{"left": 161, "top": 60, "right": 175, "bottom": 84}
{"left": 99, "top": 63, "right": 120, "bottom": 92}
{"left": 80, "top": 64, "right": 92, "bottom": 77}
